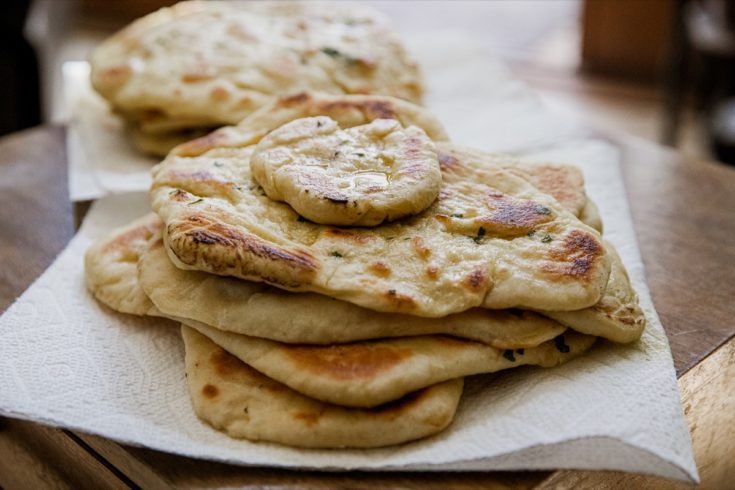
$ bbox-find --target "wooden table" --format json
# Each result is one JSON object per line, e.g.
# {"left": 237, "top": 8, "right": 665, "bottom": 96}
{"left": 0, "top": 126, "right": 733, "bottom": 489}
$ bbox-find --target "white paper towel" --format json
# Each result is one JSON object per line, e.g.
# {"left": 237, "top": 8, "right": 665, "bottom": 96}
{"left": 4, "top": 32, "right": 695, "bottom": 481}
{"left": 64, "top": 62, "right": 158, "bottom": 202}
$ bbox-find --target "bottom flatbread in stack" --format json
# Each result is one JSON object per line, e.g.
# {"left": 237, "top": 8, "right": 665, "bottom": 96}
{"left": 183, "top": 326, "right": 464, "bottom": 448}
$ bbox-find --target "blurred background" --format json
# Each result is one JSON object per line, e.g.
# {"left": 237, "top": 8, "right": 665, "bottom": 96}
{"left": 5, "top": 0, "right": 735, "bottom": 164}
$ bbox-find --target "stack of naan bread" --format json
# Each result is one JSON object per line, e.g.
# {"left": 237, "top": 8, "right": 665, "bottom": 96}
{"left": 90, "top": 1, "right": 422, "bottom": 156}
{"left": 84, "top": 2, "right": 646, "bottom": 450}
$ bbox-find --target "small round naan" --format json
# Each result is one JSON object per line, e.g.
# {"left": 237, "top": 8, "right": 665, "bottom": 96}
{"left": 250, "top": 116, "right": 441, "bottom": 226}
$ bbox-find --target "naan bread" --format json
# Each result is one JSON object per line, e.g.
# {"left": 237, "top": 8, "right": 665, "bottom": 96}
{"left": 141, "top": 235, "right": 565, "bottom": 348}
{"left": 579, "top": 198, "right": 603, "bottom": 234}
{"left": 190, "top": 321, "right": 595, "bottom": 407}
{"left": 128, "top": 125, "right": 213, "bottom": 157}
{"left": 448, "top": 143, "right": 601, "bottom": 232}
{"left": 91, "top": 1, "right": 422, "bottom": 135}
{"left": 250, "top": 116, "right": 441, "bottom": 226}
{"left": 171, "top": 92, "right": 450, "bottom": 158}
{"left": 542, "top": 242, "right": 645, "bottom": 343}
{"left": 183, "top": 325, "right": 463, "bottom": 448}
{"left": 90, "top": 214, "right": 639, "bottom": 346}
{"left": 152, "top": 116, "right": 610, "bottom": 316}
{"left": 84, "top": 214, "right": 161, "bottom": 316}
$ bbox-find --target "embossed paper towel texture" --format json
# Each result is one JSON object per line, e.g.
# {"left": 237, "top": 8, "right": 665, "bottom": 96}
{"left": 6, "top": 32, "right": 695, "bottom": 480}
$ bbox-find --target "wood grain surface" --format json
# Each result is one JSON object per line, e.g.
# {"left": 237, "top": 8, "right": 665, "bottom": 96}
{"left": 0, "top": 126, "right": 73, "bottom": 313}
{"left": 612, "top": 132, "right": 735, "bottom": 375}
{"left": 0, "top": 126, "right": 734, "bottom": 488}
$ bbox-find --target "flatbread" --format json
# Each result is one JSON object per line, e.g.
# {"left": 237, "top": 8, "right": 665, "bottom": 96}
{"left": 152, "top": 120, "right": 610, "bottom": 316}
{"left": 128, "top": 124, "right": 213, "bottom": 157}
{"left": 141, "top": 236, "right": 565, "bottom": 348}
{"left": 542, "top": 242, "right": 645, "bottom": 343}
{"left": 84, "top": 214, "right": 162, "bottom": 316}
{"left": 89, "top": 214, "right": 637, "bottom": 347}
{"left": 91, "top": 1, "right": 423, "bottom": 133}
{"left": 250, "top": 116, "right": 442, "bottom": 226}
{"left": 449, "top": 145, "right": 586, "bottom": 218}
{"left": 579, "top": 197, "right": 603, "bottom": 234}
{"left": 190, "top": 321, "right": 595, "bottom": 407}
{"left": 183, "top": 325, "right": 463, "bottom": 448}
{"left": 170, "top": 92, "right": 449, "bottom": 158}
{"left": 447, "top": 143, "right": 601, "bottom": 232}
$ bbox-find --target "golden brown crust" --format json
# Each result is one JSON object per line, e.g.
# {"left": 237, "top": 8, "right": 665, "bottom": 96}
{"left": 165, "top": 213, "right": 319, "bottom": 288}
{"left": 542, "top": 230, "right": 605, "bottom": 282}
{"left": 284, "top": 342, "right": 412, "bottom": 381}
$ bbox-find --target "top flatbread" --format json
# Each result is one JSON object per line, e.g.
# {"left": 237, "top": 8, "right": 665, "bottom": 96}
{"left": 91, "top": 1, "right": 422, "bottom": 133}
{"left": 151, "top": 103, "right": 610, "bottom": 316}
{"left": 250, "top": 116, "right": 442, "bottom": 226}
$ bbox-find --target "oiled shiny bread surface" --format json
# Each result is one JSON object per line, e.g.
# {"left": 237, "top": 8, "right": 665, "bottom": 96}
{"left": 250, "top": 116, "right": 442, "bottom": 226}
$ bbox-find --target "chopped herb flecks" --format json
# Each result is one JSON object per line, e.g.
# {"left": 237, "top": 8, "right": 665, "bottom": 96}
{"left": 188, "top": 199, "right": 204, "bottom": 206}
{"left": 527, "top": 230, "right": 536, "bottom": 237}
{"left": 330, "top": 251, "right": 343, "bottom": 258}
{"left": 503, "top": 350, "right": 516, "bottom": 362}
{"left": 472, "top": 227, "right": 486, "bottom": 244}
{"left": 451, "top": 213, "right": 464, "bottom": 218}
{"left": 554, "top": 334, "right": 570, "bottom": 353}
{"left": 541, "top": 234, "right": 553, "bottom": 243}
{"left": 321, "top": 47, "right": 340, "bottom": 57}
{"left": 354, "top": 152, "right": 365, "bottom": 157}
{"left": 213, "top": 161, "right": 223, "bottom": 167}
{"left": 535, "top": 206, "right": 551, "bottom": 215}
{"left": 320, "top": 46, "right": 357, "bottom": 65}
